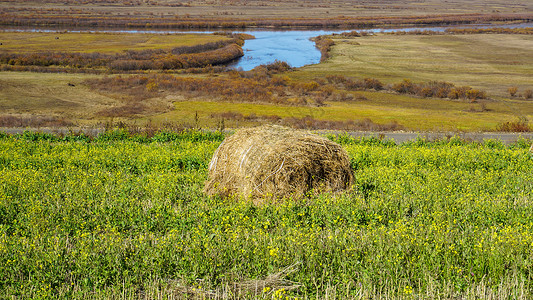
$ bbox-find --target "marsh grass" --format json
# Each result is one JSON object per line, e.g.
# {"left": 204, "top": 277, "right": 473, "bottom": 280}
{"left": 0, "top": 132, "right": 532, "bottom": 298}
{"left": 2, "top": 0, "right": 532, "bottom": 29}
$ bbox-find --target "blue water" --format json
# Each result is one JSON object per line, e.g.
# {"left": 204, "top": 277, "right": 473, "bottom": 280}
{"left": 228, "top": 30, "right": 340, "bottom": 71}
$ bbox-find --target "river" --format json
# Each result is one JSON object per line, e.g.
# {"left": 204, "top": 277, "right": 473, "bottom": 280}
{"left": 231, "top": 22, "right": 533, "bottom": 70}
{"left": 3, "top": 22, "right": 533, "bottom": 71}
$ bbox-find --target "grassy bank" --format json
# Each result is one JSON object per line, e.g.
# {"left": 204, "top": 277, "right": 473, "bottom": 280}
{"left": 0, "top": 132, "right": 532, "bottom": 298}
{"left": 295, "top": 33, "right": 533, "bottom": 98}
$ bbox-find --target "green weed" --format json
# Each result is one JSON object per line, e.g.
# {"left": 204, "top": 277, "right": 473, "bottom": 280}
{"left": 0, "top": 135, "right": 532, "bottom": 298}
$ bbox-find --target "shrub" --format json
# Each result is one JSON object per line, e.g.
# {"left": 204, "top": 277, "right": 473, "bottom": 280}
{"left": 508, "top": 86, "right": 518, "bottom": 97}
{"left": 466, "top": 89, "right": 487, "bottom": 101}
{"left": 392, "top": 79, "right": 417, "bottom": 94}
{"left": 363, "top": 78, "right": 384, "bottom": 91}
{"left": 314, "top": 36, "right": 335, "bottom": 62}
{"left": 496, "top": 118, "right": 531, "bottom": 132}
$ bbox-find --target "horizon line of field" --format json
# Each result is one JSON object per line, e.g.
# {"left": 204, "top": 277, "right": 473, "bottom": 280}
{"left": 1, "top": 127, "right": 532, "bottom": 144}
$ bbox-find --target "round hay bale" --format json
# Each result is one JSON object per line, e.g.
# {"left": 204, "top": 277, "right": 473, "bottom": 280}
{"left": 204, "top": 125, "right": 354, "bottom": 200}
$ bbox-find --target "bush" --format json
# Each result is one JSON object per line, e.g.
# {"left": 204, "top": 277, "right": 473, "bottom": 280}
{"left": 392, "top": 79, "right": 417, "bottom": 94}
{"left": 508, "top": 86, "right": 518, "bottom": 97}
{"left": 496, "top": 118, "right": 531, "bottom": 132}
{"left": 466, "top": 89, "right": 487, "bottom": 101}
{"left": 363, "top": 78, "right": 383, "bottom": 91}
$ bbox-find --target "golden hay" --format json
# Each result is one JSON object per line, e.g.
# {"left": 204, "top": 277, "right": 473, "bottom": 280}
{"left": 204, "top": 125, "right": 354, "bottom": 200}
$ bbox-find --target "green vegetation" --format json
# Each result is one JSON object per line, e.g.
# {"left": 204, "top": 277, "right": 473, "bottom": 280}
{"left": 1, "top": 132, "right": 532, "bottom": 298}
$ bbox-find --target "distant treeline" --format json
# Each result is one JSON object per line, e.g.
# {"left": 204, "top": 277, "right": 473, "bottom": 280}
{"left": 0, "top": 34, "right": 248, "bottom": 71}
{"left": 445, "top": 27, "right": 533, "bottom": 34}
{"left": 0, "top": 64, "right": 228, "bottom": 74}
{"left": 2, "top": 12, "right": 532, "bottom": 29}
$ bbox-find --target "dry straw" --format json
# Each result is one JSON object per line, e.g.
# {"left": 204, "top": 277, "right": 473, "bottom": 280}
{"left": 204, "top": 125, "right": 353, "bottom": 200}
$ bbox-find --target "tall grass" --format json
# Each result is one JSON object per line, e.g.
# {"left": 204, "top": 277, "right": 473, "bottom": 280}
{"left": 0, "top": 133, "right": 532, "bottom": 298}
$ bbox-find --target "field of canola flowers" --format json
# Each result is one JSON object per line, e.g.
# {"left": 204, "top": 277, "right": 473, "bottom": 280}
{"left": 0, "top": 130, "right": 532, "bottom": 299}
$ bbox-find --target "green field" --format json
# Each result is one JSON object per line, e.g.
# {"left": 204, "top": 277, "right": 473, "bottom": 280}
{"left": 1, "top": 131, "right": 532, "bottom": 298}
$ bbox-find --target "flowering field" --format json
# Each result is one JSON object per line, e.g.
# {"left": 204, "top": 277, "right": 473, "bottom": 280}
{"left": 0, "top": 131, "right": 532, "bottom": 299}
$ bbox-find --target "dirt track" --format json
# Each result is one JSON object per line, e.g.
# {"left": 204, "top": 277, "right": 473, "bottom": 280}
{"left": 2, "top": 127, "right": 532, "bottom": 144}
{"left": 324, "top": 131, "right": 533, "bottom": 144}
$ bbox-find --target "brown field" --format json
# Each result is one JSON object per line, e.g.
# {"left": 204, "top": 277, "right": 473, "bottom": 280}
{"left": 294, "top": 33, "right": 533, "bottom": 98}
{"left": 0, "top": 72, "right": 131, "bottom": 121}
{"left": 1, "top": 66, "right": 531, "bottom": 132}
{"left": 1, "top": 0, "right": 532, "bottom": 29}
{"left": 2, "top": 0, "right": 533, "bottom": 20}
{"left": 1, "top": 32, "right": 531, "bottom": 132}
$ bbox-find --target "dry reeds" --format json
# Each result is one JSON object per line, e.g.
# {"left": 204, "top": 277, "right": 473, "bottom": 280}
{"left": 204, "top": 125, "right": 353, "bottom": 200}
